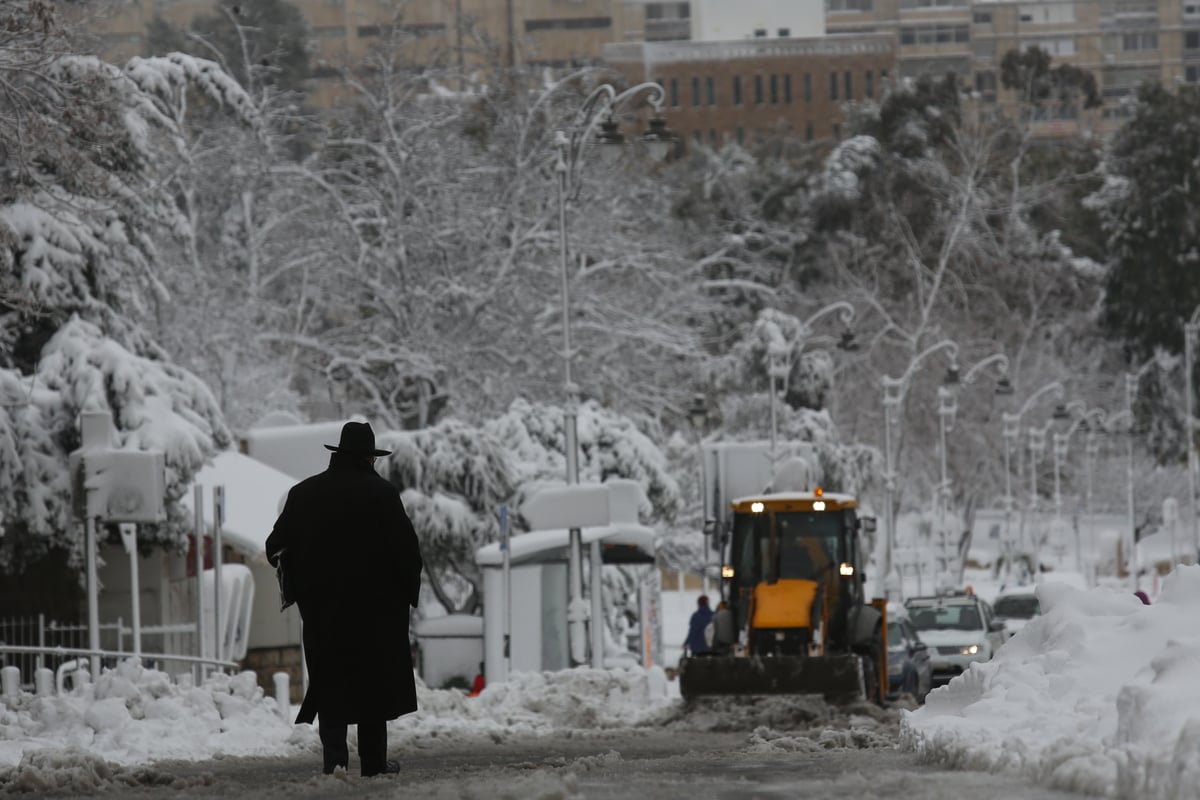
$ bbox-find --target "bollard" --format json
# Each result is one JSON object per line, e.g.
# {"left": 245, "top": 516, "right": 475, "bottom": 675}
{"left": 273, "top": 672, "right": 290, "bottom": 721}
{"left": 35, "top": 668, "right": 54, "bottom": 697}
{"left": 1, "top": 665, "right": 19, "bottom": 703}
{"left": 55, "top": 658, "right": 86, "bottom": 695}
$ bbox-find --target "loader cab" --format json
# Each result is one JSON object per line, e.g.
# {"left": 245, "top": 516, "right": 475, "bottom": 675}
{"left": 723, "top": 491, "right": 864, "bottom": 652}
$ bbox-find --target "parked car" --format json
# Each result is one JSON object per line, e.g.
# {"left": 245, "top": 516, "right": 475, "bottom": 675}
{"left": 992, "top": 590, "right": 1041, "bottom": 638}
{"left": 886, "top": 616, "right": 932, "bottom": 703}
{"left": 905, "top": 592, "right": 1006, "bottom": 684}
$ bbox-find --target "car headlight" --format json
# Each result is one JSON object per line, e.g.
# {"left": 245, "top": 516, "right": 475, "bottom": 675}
{"left": 960, "top": 644, "right": 979, "bottom": 656}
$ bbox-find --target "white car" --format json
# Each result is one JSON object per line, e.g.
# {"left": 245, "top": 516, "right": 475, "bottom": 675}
{"left": 905, "top": 593, "right": 1007, "bottom": 683}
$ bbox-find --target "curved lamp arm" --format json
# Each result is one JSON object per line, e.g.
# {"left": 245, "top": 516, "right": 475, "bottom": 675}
{"left": 961, "top": 353, "right": 1009, "bottom": 385}
{"left": 1057, "top": 407, "right": 1108, "bottom": 455}
{"left": 801, "top": 301, "right": 856, "bottom": 333}
{"left": 557, "top": 81, "right": 667, "bottom": 194}
{"left": 882, "top": 339, "right": 959, "bottom": 406}
{"left": 1016, "top": 380, "right": 1065, "bottom": 420}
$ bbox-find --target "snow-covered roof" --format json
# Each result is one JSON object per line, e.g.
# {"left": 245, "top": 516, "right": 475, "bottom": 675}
{"left": 475, "top": 524, "right": 657, "bottom": 567}
{"left": 730, "top": 491, "right": 857, "bottom": 505}
{"left": 181, "top": 450, "right": 296, "bottom": 560}
{"left": 241, "top": 420, "right": 349, "bottom": 481}
{"left": 413, "top": 614, "right": 484, "bottom": 638}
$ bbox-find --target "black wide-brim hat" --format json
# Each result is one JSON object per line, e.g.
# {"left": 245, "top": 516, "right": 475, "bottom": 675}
{"left": 324, "top": 421, "right": 392, "bottom": 457}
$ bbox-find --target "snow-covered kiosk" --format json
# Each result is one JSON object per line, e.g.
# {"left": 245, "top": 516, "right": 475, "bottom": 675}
{"left": 412, "top": 614, "right": 485, "bottom": 690}
{"left": 474, "top": 481, "right": 658, "bottom": 684}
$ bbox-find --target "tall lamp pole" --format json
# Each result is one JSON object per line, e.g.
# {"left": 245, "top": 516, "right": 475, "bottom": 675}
{"left": 880, "top": 339, "right": 960, "bottom": 600}
{"left": 1123, "top": 355, "right": 1169, "bottom": 591}
{"left": 552, "top": 81, "right": 677, "bottom": 668}
{"left": 1000, "top": 381, "right": 1064, "bottom": 578}
{"left": 935, "top": 353, "right": 1010, "bottom": 583}
{"left": 1051, "top": 403, "right": 1104, "bottom": 573}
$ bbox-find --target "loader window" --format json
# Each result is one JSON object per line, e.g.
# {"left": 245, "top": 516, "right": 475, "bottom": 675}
{"left": 775, "top": 512, "right": 840, "bottom": 581}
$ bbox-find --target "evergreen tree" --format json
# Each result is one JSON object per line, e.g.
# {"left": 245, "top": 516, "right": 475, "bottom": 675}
{"left": 1093, "top": 83, "right": 1200, "bottom": 359}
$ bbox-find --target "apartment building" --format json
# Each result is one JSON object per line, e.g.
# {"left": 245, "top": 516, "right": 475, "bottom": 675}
{"left": 605, "top": 34, "right": 897, "bottom": 145}
{"left": 826, "top": 0, "right": 1199, "bottom": 125}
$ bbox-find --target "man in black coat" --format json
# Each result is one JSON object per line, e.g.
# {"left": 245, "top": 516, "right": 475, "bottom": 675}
{"left": 265, "top": 421, "right": 423, "bottom": 777}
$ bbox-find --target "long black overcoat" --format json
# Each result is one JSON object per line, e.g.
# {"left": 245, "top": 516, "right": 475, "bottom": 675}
{"left": 265, "top": 452, "right": 423, "bottom": 725}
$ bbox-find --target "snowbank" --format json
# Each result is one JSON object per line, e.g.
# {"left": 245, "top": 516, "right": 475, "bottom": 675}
{"left": 0, "top": 659, "right": 312, "bottom": 770}
{"left": 0, "top": 659, "right": 672, "bottom": 777}
{"left": 902, "top": 565, "right": 1200, "bottom": 797}
{"left": 391, "top": 666, "right": 672, "bottom": 744}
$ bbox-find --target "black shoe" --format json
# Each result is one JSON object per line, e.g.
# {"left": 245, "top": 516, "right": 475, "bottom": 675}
{"left": 361, "top": 759, "right": 400, "bottom": 777}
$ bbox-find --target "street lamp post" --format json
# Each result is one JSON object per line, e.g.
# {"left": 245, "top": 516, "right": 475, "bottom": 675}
{"left": 1123, "top": 355, "right": 1169, "bottom": 591}
{"left": 880, "top": 339, "right": 960, "bottom": 599}
{"left": 1027, "top": 421, "right": 1052, "bottom": 566}
{"left": 1085, "top": 425, "right": 1102, "bottom": 586}
{"left": 934, "top": 353, "right": 1010, "bottom": 582}
{"left": 552, "top": 81, "right": 676, "bottom": 668}
{"left": 1051, "top": 404, "right": 1104, "bottom": 573}
{"left": 1000, "top": 381, "right": 1064, "bottom": 579}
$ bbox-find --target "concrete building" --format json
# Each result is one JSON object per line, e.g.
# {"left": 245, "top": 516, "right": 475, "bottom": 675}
{"left": 825, "top": 0, "right": 1200, "bottom": 128}
{"left": 691, "top": 0, "right": 825, "bottom": 41}
{"left": 605, "top": 34, "right": 897, "bottom": 145}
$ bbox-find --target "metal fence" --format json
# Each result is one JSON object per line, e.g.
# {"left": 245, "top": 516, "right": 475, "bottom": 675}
{"left": 0, "top": 615, "right": 206, "bottom": 689}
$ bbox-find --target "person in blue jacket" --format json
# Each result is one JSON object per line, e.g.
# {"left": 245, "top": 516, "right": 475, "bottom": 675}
{"left": 685, "top": 595, "right": 714, "bottom": 656}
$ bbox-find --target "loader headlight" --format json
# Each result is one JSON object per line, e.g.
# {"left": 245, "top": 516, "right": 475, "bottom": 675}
{"left": 961, "top": 644, "right": 979, "bottom": 655}
{"left": 751, "top": 502, "right": 765, "bottom": 513}
{"left": 812, "top": 501, "right": 826, "bottom": 511}
{"left": 721, "top": 565, "right": 735, "bottom": 579}
{"left": 839, "top": 562, "right": 855, "bottom": 577}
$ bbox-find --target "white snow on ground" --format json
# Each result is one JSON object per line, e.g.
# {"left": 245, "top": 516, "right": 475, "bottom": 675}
{"left": 902, "top": 564, "right": 1200, "bottom": 798}
{"left": 0, "top": 658, "right": 673, "bottom": 781}
{"left": 0, "top": 659, "right": 314, "bottom": 770}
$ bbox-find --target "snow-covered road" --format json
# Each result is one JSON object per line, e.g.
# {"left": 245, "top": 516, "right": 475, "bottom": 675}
{"left": 7, "top": 700, "right": 1082, "bottom": 799}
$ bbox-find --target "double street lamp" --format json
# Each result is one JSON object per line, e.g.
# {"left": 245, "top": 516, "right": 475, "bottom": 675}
{"left": 880, "top": 339, "right": 959, "bottom": 598}
{"left": 1051, "top": 405, "right": 1107, "bottom": 575}
{"left": 553, "top": 81, "right": 677, "bottom": 668}
{"left": 934, "top": 354, "right": 1010, "bottom": 577}
{"left": 1120, "top": 354, "right": 1171, "bottom": 590}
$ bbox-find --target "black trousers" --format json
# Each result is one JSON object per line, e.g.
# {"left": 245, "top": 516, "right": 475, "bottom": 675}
{"left": 318, "top": 716, "right": 387, "bottom": 776}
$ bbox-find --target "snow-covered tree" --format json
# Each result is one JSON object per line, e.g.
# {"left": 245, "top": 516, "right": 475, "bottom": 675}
{"left": 0, "top": 4, "right": 237, "bottom": 571}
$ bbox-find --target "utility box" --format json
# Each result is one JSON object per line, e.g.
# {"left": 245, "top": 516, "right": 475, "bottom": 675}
{"left": 68, "top": 411, "right": 166, "bottom": 523}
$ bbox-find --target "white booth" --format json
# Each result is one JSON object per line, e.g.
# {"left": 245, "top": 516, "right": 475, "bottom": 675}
{"left": 475, "top": 523, "right": 657, "bottom": 683}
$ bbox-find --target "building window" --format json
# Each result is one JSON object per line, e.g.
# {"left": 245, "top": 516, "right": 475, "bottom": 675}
{"left": 770, "top": 74, "right": 779, "bottom": 103}
{"left": 785, "top": 74, "right": 793, "bottom": 103}
{"left": 709, "top": 129, "right": 717, "bottom": 147}
{"left": 804, "top": 73, "right": 812, "bottom": 103}
{"left": 524, "top": 16, "right": 611, "bottom": 31}
{"left": 827, "top": 0, "right": 874, "bottom": 10}
{"left": 845, "top": 71, "right": 853, "bottom": 99}
{"left": 693, "top": 131, "right": 702, "bottom": 145}
{"left": 707, "top": 76, "right": 716, "bottom": 105}
{"left": 1187, "top": 30, "right": 1200, "bottom": 49}
{"left": 779, "top": 27, "right": 791, "bottom": 36}
{"left": 973, "top": 11, "right": 992, "bottom": 23}
{"left": 865, "top": 70, "right": 874, "bottom": 99}
{"left": 830, "top": 72, "right": 838, "bottom": 101}
{"left": 881, "top": 69, "right": 889, "bottom": 90}
{"left": 805, "top": 122, "right": 814, "bottom": 141}
{"left": 754, "top": 28, "right": 767, "bottom": 37}
{"left": 1187, "top": 64, "right": 1200, "bottom": 82}
{"left": 833, "top": 122, "right": 842, "bottom": 140}
{"left": 1120, "top": 31, "right": 1158, "bottom": 51}
{"left": 736, "top": 126, "right": 745, "bottom": 145}
{"left": 755, "top": 75, "right": 764, "bottom": 103}
{"left": 1188, "top": 2, "right": 1200, "bottom": 17}
{"left": 733, "top": 76, "right": 743, "bottom": 105}
{"left": 691, "top": 76, "right": 700, "bottom": 106}
{"left": 670, "top": 78, "right": 679, "bottom": 107}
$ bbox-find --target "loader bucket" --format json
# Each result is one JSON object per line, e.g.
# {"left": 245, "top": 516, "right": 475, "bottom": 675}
{"left": 678, "top": 654, "right": 865, "bottom": 704}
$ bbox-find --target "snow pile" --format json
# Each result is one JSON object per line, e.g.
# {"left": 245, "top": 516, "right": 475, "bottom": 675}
{"left": 0, "top": 659, "right": 312, "bottom": 771}
{"left": 902, "top": 565, "right": 1200, "bottom": 797}
{"left": 746, "top": 713, "right": 897, "bottom": 753}
{"left": 393, "top": 666, "right": 673, "bottom": 744}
